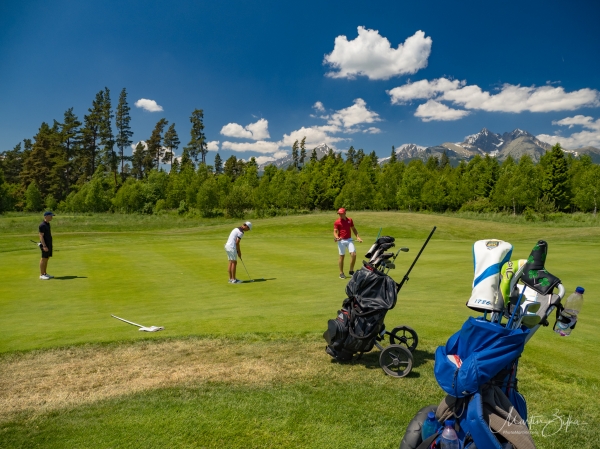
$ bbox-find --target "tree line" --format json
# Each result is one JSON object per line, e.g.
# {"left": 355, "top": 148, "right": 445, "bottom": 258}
{"left": 1, "top": 87, "right": 599, "bottom": 218}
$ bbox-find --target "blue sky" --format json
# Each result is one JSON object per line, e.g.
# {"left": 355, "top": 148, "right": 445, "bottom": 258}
{"left": 1, "top": 0, "right": 599, "bottom": 165}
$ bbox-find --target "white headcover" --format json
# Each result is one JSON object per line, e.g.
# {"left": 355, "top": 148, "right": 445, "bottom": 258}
{"left": 467, "top": 239, "right": 513, "bottom": 312}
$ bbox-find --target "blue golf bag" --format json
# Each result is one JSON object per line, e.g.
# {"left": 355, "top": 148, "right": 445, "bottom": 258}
{"left": 400, "top": 240, "right": 566, "bottom": 449}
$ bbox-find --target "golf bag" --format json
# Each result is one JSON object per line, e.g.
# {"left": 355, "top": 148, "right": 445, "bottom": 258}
{"left": 324, "top": 263, "right": 398, "bottom": 361}
{"left": 400, "top": 240, "right": 565, "bottom": 449}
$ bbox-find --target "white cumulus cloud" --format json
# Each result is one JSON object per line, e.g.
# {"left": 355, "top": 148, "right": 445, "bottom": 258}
{"left": 220, "top": 118, "right": 270, "bottom": 140}
{"left": 220, "top": 140, "right": 280, "bottom": 154}
{"left": 414, "top": 100, "right": 470, "bottom": 122}
{"left": 206, "top": 141, "right": 220, "bottom": 151}
{"left": 328, "top": 98, "right": 381, "bottom": 129}
{"left": 279, "top": 126, "right": 347, "bottom": 149}
{"left": 388, "top": 78, "right": 465, "bottom": 104}
{"left": 537, "top": 115, "right": 600, "bottom": 149}
{"left": 389, "top": 77, "right": 600, "bottom": 121}
{"left": 443, "top": 84, "right": 600, "bottom": 113}
{"left": 134, "top": 99, "right": 163, "bottom": 112}
{"left": 324, "top": 27, "right": 432, "bottom": 80}
{"left": 313, "top": 101, "right": 325, "bottom": 112}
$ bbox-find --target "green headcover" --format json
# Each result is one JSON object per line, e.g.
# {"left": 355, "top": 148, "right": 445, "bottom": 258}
{"left": 519, "top": 240, "right": 561, "bottom": 295}
{"left": 500, "top": 260, "right": 518, "bottom": 308}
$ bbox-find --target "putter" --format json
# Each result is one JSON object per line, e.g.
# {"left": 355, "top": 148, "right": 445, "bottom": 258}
{"left": 239, "top": 257, "right": 264, "bottom": 282}
{"left": 111, "top": 314, "right": 164, "bottom": 332}
{"left": 30, "top": 240, "right": 42, "bottom": 248}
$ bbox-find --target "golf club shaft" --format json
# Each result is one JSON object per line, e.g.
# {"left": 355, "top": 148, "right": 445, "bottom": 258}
{"left": 111, "top": 314, "right": 144, "bottom": 328}
{"left": 239, "top": 257, "right": 252, "bottom": 280}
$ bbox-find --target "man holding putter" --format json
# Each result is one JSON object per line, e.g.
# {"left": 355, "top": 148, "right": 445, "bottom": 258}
{"left": 224, "top": 221, "right": 252, "bottom": 284}
{"left": 333, "top": 208, "right": 362, "bottom": 279}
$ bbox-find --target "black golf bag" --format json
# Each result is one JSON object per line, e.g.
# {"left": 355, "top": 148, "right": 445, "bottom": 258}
{"left": 324, "top": 263, "right": 398, "bottom": 361}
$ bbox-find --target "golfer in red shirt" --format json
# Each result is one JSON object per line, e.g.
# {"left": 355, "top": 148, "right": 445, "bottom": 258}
{"left": 333, "top": 208, "right": 363, "bottom": 279}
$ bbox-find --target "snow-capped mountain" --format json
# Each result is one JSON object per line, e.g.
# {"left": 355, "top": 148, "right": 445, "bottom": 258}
{"left": 461, "top": 128, "right": 504, "bottom": 153}
{"left": 403, "top": 128, "right": 555, "bottom": 164}
{"left": 378, "top": 143, "right": 427, "bottom": 163}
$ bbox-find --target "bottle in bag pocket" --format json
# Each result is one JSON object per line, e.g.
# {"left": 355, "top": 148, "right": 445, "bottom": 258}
{"left": 440, "top": 419, "right": 459, "bottom": 449}
{"left": 421, "top": 411, "right": 438, "bottom": 441}
{"left": 555, "top": 286, "right": 584, "bottom": 337}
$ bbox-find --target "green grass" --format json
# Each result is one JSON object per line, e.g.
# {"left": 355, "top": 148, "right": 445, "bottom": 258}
{"left": 0, "top": 212, "right": 599, "bottom": 448}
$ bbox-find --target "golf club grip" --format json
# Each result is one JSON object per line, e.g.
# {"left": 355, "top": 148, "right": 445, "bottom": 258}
{"left": 396, "top": 226, "right": 436, "bottom": 292}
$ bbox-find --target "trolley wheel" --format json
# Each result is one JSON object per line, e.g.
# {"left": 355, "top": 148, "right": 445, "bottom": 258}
{"left": 389, "top": 325, "right": 418, "bottom": 352}
{"left": 379, "top": 344, "right": 413, "bottom": 378}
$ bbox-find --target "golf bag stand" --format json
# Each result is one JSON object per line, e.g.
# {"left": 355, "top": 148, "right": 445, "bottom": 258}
{"left": 323, "top": 227, "right": 435, "bottom": 378}
{"left": 400, "top": 240, "right": 566, "bottom": 449}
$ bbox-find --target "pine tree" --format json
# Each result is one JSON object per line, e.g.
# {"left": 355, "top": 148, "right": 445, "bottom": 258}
{"left": 369, "top": 150, "right": 378, "bottom": 168}
{"left": 81, "top": 90, "right": 104, "bottom": 180}
{"left": 115, "top": 88, "right": 133, "bottom": 181}
{"left": 292, "top": 140, "right": 299, "bottom": 169}
{"left": 299, "top": 137, "right": 306, "bottom": 166}
{"left": 440, "top": 150, "right": 450, "bottom": 169}
{"left": 346, "top": 146, "right": 356, "bottom": 165}
{"left": 214, "top": 153, "right": 223, "bottom": 175}
{"left": 390, "top": 146, "right": 397, "bottom": 163}
{"left": 541, "top": 143, "right": 571, "bottom": 210}
{"left": 310, "top": 148, "right": 318, "bottom": 163}
{"left": 20, "top": 122, "right": 59, "bottom": 197}
{"left": 184, "top": 109, "right": 207, "bottom": 165}
{"left": 0, "top": 142, "right": 25, "bottom": 184}
{"left": 146, "top": 118, "right": 168, "bottom": 173}
{"left": 99, "top": 87, "right": 116, "bottom": 183}
{"left": 355, "top": 149, "right": 365, "bottom": 168}
{"left": 131, "top": 142, "right": 146, "bottom": 179}
{"left": 162, "top": 123, "right": 180, "bottom": 170}
{"left": 57, "top": 108, "right": 81, "bottom": 196}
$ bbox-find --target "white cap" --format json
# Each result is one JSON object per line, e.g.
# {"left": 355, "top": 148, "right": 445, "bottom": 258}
{"left": 244, "top": 221, "right": 252, "bottom": 230}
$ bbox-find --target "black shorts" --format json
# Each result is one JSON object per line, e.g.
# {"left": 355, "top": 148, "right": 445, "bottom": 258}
{"left": 41, "top": 247, "right": 53, "bottom": 258}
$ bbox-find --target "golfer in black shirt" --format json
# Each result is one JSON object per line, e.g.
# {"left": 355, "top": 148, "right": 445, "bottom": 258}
{"left": 39, "top": 211, "right": 55, "bottom": 280}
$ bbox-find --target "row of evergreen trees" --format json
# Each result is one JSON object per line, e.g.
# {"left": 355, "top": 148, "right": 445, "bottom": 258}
{"left": 1, "top": 86, "right": 599, "bottom": 217}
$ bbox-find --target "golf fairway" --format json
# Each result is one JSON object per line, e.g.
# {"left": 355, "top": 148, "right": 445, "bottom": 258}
{"left": 0, "top": 212, "right": 598, "bottom": 448}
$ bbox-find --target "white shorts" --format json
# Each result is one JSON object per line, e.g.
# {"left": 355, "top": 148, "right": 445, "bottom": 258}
{"left": 338, "top": 239, "right": 356, "bottom": 255}
{"left": 225, "top": 245, "right": 237, "bottom": 261}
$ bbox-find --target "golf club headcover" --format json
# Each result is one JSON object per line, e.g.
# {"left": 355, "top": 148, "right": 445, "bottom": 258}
{"left": 467, "top": 240, "right": 513, "bottom": 313}
{"left": 519, "top": 240, "right": 561, "bottom": 295}
{"left": 499, "top": 259, "right": 526, "bottom": 308}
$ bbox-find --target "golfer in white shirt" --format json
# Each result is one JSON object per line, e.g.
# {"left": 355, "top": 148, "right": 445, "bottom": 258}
{"left": 225, "top": 221, "right": 252, "bottom": 283}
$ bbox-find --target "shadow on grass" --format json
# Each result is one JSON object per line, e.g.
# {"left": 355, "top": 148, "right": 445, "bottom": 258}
{"left": 241, "top": 278, "right": 276, "bottom": 283}
{"left": 53, "top": 276, "right": 88, "bottom": 280}
{"left": 329, "top": 348, "right": 435, "bottom": 379}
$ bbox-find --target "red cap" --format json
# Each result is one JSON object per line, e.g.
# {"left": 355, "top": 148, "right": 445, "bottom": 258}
{"left": 337, "top": 208, "right": 346, "bottom": 214}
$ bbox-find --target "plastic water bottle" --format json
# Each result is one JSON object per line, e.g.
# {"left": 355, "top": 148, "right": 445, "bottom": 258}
{"left": 555, "top": 287, "right": 584, "bottom": 336}
{"left": 440, "top": 419, "right": 459, "bottom": 449}
{"left": 421, "top": 411, "right": 438, "bottom": 441}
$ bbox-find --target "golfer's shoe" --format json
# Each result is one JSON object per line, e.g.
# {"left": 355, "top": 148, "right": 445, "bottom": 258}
{"left": 228, "top": 279, "right": 234, "bottom": 283}
{"left": 339, "top": 273, "right": 346, "bottom": 279}
{"left": 234, "top": 279, "right": 243, "bottom": 284}
{"left": 349, "top": 270, "right": 355, "bottom": 275}
{"left": 40, "top": 274, "right": 51, "bottom": 280}
{"left": 45, "top": 273, "right": 54, "bottom": 278}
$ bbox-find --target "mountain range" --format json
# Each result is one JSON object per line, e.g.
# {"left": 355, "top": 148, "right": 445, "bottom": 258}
{"left": 258, "top": 128, "right": 600, "bottom": 170}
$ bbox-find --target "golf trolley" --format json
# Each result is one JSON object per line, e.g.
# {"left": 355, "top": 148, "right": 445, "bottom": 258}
{"left": 400, "top": 239, "right": 570, "bottom": 449}
{"left": 323, "top": 227, "right": 436, "bottom": 378}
